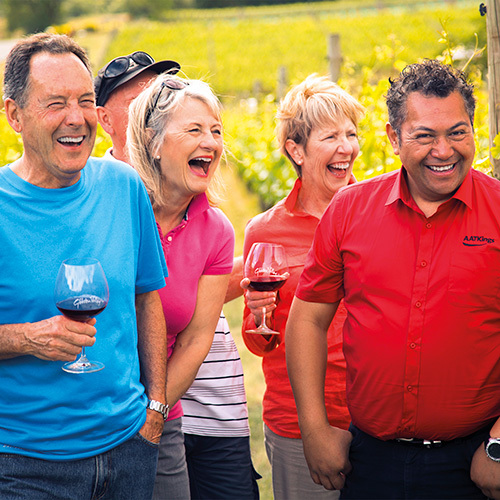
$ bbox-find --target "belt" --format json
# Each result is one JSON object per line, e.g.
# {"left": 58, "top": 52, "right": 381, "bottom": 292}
{"left": 394, "top": 437, "right": 443, "bottom": 448}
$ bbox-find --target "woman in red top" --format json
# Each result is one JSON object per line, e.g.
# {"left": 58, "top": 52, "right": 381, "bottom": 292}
{"left": 241, "top": 74, "right": 364, "bottom": 500}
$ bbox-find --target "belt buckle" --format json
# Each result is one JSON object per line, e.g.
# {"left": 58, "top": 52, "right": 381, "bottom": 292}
{"left": 396, "top": 437, "right": 443, "bottom": 448}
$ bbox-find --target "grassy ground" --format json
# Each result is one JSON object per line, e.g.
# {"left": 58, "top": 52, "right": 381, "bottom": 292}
{"left": 219, "top": 165, "right": 274, "bottom": 499}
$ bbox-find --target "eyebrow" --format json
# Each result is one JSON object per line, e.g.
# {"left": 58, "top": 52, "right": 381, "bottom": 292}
{"left": 412, "top": 121, "right": 471, "bottom": 133}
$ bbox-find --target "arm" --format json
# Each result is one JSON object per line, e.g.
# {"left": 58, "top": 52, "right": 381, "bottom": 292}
{"left": 0, "top": 317, "right": 97, "bottom": 361}
{"left": 286, "top": 296, "right": 352, "bottom": 491}
{"left": 471, "top": 417, "right": 500, "bottom": 499}
{"left": 166, "top": 273, "right": 229, "bottom": 408}
{"left": 225, "top": 255, "right": 244, "bottom": 303}
{"left": 136, "top": 290, "right": 168, "bottom": 443}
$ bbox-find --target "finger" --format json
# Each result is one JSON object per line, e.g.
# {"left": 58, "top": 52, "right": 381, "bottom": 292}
{"left": 240, "top": 277, "right": 250, "bottom": 289}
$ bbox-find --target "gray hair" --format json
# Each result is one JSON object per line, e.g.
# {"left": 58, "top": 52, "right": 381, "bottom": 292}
{"left": 3, "top": 33, "right": 92, "bottom": 108}
{"left": 127, "top": 73, "right": 224, "bottom": 209}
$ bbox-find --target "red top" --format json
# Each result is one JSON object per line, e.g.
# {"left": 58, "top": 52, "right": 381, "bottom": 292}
{"left": 297, "top": 168, "right": 500, "bottom": 441}
{"left": 243, "top": 179, "right": 351, "bottom": 439}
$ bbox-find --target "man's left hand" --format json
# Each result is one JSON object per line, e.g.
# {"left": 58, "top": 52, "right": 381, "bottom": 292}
{"left": 139, "top": 410, "right": 164, "bottom": 444}
{"left": 471, "top": 441, "right": 500, "bottom": 499}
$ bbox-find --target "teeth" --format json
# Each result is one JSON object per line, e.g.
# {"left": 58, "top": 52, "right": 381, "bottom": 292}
{"left": 427, "top": 164, "right": 454, "bottom": 172}
{"left": 328, "top": 163, "right": 350, "bottom": 170}
{"left": 192, "top": 157, "right": 211, "bottom": 163}
{"left": 58, "top": 136, "right": 84, "bottom": 144}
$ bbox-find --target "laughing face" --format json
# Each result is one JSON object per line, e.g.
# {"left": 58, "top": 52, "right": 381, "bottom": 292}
{"left": 387, "top": 91, "right": 475, "bottom": 213}
{"left": 11, "top": 52, "right": 97, "bottom": 188}
{"left": 158, "top": 97, "right": 223, "bottom": 201}
{"left": 299, "top": 117, "right": 359, "bottom": 203}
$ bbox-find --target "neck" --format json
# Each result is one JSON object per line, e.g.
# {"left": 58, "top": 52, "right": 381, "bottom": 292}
{"left": 297, "top": 182, "right": 333, "bottom": 219}
{"left": 155, "top": 196, "right": 194, "bottom": 234}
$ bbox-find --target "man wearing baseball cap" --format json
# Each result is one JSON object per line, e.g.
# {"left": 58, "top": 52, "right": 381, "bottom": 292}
{"left": 95, "top": 51, "right": 180, "bottom": 162}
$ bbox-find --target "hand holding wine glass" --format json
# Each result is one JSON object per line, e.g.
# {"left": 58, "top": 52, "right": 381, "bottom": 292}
{"left": 54, "top": 258, "right": 109, "bottom": 373}
{"left": 244, "top": 243, "right": 289, "bottom": 335}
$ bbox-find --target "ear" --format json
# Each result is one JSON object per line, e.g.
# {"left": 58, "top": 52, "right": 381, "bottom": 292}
{"left": 285, "top": 139, "right": 305, "bottom": 165}
{"left": 96, "top": 106, "right": 114, "bottom": 135}
{"left": 386, "top": 122, "right": 400, "bottom": 156}
{"left": 4, "top": 98, "right": 23, "bottom": 133}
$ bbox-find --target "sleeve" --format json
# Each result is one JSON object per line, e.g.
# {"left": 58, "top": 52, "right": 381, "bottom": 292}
{"left": 203, "top": 208, "right": 235, "bottom": 276}
{"left": 295, "top": 195, "right": 345, "bottom": 304}
{"left": 135, "top": 179, "right": 168, "bottom": 294}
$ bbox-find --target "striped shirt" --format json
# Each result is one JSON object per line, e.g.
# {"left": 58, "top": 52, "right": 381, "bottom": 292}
{"left": 181, "top": 314, "right": 250, "bottom": 437}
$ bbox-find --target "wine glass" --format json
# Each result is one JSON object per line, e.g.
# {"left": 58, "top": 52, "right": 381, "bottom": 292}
{"left": 54, "top": 258, "right": 109, "bottom": 373}
{"left": 244, "top": 242, "right": 289, "bottom": 335}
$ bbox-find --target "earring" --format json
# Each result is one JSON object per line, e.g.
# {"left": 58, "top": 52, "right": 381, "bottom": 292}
{"left": 155, "top": 155, "right": 161, "bottom": 161}
{"left": 296, "top": 159, "right": 302, "bottom": 165}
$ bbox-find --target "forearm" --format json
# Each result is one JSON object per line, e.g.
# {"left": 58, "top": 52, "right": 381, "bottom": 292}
{"left": 136, "top": 291, "right": 167, "bottom": 403}
{"left": 167, "top": 273, "right": 229, "bottom": 407}
{"left": 225, "top": 255, "right": 244, "bottom": 303}
{"left": 286, "top": 297, "right": 338, "bottom": 434}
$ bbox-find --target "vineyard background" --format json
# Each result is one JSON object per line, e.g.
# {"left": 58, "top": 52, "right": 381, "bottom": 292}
{"left": 0, "top": 1, "right": 495, "bottom": 498}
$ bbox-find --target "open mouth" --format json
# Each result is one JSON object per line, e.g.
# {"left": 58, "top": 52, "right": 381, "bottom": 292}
{"left": 425, "top": 163, "right": 456, "bottom": 173}
{"left": 327, "top": 162, "right": 350, "bottom": 176}
{"left": 58, "top": 136, "right": 85, "bottom": 147}
{"left": 189, "top": 157, "right": 211, "bottom": 176}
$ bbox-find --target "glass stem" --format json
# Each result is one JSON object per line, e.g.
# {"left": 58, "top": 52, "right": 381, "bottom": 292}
{"left": 261, "top": 306, "right": 268, "bottom": 329}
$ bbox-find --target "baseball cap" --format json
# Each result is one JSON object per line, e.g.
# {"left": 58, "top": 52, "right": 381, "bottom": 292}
{"left": 94, "top": 51, "right": 180, "bottom": 107}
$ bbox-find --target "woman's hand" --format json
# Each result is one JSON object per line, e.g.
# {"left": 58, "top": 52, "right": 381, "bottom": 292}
{"left": 240, "top": 277, "right": 277, "bottom": 326}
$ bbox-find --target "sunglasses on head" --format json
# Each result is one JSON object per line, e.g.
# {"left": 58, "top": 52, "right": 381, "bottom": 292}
{"left": 145, "top": 79, "right": 189, "bottom": 125}
{"left": 103, "top": 51, "right": 155, "bottom": 79}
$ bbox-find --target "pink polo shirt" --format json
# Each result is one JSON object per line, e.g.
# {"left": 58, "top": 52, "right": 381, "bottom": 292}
{"left": 157, "top": 193, "right": 234, "bottom": 420}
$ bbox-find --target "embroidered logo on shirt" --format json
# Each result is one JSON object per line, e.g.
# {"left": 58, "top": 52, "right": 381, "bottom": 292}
{"left": 463, "top": 235, "right": 495, "bottom": 246}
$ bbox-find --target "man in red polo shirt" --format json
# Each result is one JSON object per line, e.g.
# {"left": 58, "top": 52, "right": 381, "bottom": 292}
{"left": 286, "top": 59, "right": 500, "bottom": 499}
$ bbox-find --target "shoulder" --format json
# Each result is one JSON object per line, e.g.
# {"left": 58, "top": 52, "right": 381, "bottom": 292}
{"left": 246, "top": 199, "right": 284, "bottom": 233}
{"left": 205, "top": 206, "right": 235, "bottom": 238}
{"left": 471, "top": 168, "right": 500, "bottom": 193}
{"left": 86, "top": 156, "right": 141, "bottom": 183}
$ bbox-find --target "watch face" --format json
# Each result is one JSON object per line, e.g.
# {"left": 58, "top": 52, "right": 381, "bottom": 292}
{"left": 487, "top": 440, "right": 500, "bottom": 460}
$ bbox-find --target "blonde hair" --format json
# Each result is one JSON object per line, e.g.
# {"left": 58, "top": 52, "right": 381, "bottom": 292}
{"left": 276, "top": 74, "right": 365, "bottom": 177}
{"left": 127, "top": 73, "right": 224, "bottom": 209}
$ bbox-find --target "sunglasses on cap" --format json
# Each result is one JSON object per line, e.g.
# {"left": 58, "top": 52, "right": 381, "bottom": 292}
{"left": 145, "top": 79, "right": 189, "bottom": 125}
{"left": 103, "top": 51, "right": 155, "bottom": 79}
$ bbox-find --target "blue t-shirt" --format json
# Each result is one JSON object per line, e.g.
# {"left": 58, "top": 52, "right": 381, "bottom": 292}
{"left": 0, "top": 157, "right": 167, "bottom": 460}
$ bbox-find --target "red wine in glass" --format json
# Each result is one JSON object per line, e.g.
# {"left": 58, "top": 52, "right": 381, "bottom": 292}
{"left": 54, "top": 258, "right": 109, "bottom": 373}
{"left": 245, "top": 243, "right": 289, "bottom": 335}
{"left": 248, "top": 275, "right": 287, "bottom": 292}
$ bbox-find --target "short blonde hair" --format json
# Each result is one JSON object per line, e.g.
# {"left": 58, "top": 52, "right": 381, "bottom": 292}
{"left": 276, "top": 74, "right": 365, "bottom": 177}
{"left": 127, "top": 73, "right": 224, "bottom": 209}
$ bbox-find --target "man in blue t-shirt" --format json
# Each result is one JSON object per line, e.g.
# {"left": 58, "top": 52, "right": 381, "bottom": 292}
{"left": 0, "top": 33, "right": 169, "bottom": 499}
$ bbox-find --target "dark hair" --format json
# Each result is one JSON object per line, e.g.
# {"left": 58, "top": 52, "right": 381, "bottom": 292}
{"left": 386, "top": 59, "right": 475, "bottom": 139}
{"left": 3, "top": 33, "right": 92, "bottom": 108}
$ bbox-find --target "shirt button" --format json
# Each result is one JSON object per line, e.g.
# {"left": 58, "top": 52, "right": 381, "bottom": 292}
{"left": 426, "top": 223, "right": 432, "bottom": 229}
{"left": 421, "top": 261, "right": 427, "bottom": 267}
{"left": 415, "top": 301, "right": 422, "bottom": 308}
{"left": 407, "top": 385, "right": 413, "bottom": 392}
{"left": 167, "top": 236, "right": 173, "bottom": 242}
{"left": 410, "top": 342, "right": 417, "bottom": 349}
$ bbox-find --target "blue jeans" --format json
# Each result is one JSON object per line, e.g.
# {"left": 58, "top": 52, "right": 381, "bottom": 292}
{"left": 341, "top": 424, "right": 489, "bottom": 499}
{"left": 0, "top": 432, "right": 159, "bottom": 500}
{"left": 185, "top": 433, "right": 261, "bottom": 500}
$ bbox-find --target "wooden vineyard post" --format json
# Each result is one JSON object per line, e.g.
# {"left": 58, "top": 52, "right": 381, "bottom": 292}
{"left": 328, "top": 33, "right": 342, "bottom": 82}
{"left": 484, "top": 0, "right": 500, "bottom": 178}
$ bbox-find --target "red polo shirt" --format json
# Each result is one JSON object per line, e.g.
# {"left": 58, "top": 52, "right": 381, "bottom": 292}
{"left": 296, "top": 168, "right": 500, "bottom": 441}
{"left": 243, "top": 179, "right": 350, "bottom": 439}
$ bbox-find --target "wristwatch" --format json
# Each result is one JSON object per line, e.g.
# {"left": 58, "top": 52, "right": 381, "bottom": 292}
{"left": 485, "top": 437, "right": 500, "bottom": 462}
{"left": 147, "top": 399, "right": 169, "bottom": 421}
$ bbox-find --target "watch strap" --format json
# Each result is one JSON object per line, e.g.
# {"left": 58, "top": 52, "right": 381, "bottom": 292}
{"left": 147, "top": 399, "right": 169, "bottom": 421}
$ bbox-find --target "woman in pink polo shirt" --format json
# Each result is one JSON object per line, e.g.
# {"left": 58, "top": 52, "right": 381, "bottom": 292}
{"left": 128, "top": 74, "right": 234, "bottom": 500}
